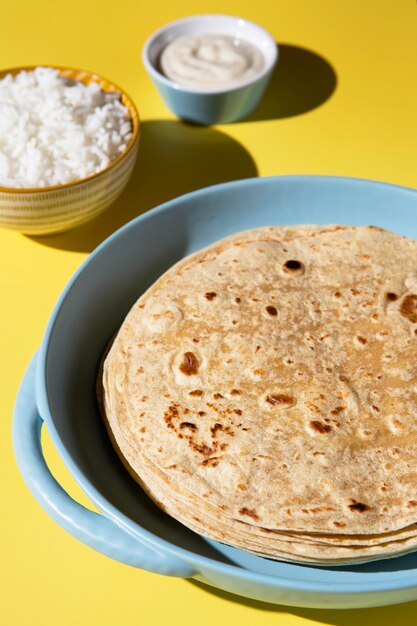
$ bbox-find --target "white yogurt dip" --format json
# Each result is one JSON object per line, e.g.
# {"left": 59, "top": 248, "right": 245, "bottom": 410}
{"left": 159, "top": 33, "right": 265, "bottom": 89}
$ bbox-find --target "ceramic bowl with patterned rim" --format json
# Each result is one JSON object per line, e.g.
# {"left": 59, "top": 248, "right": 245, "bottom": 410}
{"left": 0, "top": 66, "right": 140, "bottom": 235}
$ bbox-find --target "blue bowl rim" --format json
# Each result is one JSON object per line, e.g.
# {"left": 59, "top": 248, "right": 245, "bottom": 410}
{"left": 36, "top": 174, "right": 417, "bottom": 594}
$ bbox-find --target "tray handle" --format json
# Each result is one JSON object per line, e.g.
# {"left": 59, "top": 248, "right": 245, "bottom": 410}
{"left": 12, "top": 353, "right": 195, "bottom": 577}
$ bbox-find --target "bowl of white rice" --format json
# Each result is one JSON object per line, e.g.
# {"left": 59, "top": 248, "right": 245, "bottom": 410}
{"left": 0, "top": 65, "right": 139, "bottom": 235}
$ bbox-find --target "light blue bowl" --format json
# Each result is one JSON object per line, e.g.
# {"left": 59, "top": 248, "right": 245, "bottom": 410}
{"left": 142, "top": 15, "right": 278, "bottom": 125}
{"left": 13, "top": 176, "right": 417, "bottom": 609}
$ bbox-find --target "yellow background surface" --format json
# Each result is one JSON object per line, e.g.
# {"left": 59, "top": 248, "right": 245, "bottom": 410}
{"left": 1, "top": 1, "right": 417, "bottom": 624}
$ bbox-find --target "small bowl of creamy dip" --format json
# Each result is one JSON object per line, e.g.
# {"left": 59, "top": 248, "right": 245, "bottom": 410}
{"left": 142, "top": 14, "right": 278, "bottom": 124}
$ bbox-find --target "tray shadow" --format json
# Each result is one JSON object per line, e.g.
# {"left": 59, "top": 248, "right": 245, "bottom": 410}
{"left": 246, "top": 43, "right": 337, "bottom": 122}
{"left": 27, "top": 120, "right": 258, "bottom": 253}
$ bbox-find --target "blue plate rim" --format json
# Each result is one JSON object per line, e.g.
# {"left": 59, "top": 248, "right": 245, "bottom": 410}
{"left": 36, "top": 174, "right": 417, "bottom": 593}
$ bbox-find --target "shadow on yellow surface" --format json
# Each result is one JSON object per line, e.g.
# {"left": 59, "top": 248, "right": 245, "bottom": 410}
{"left": 28, "top": 120, "right": 258, "bottom": 253}
{"left": 191, "top": 579, "right": 417, "bottom": 624}
{"left": 246, "top": 44, "right": 337, "bottom": 122}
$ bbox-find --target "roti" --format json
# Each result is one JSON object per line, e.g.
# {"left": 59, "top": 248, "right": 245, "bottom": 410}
{"left": 101, "top": 225, "right": 417, "bottom": 564}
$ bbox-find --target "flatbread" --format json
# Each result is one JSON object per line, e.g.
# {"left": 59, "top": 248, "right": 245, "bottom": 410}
{"left": 101, "top": 225, "right": 417, "bottom": 564}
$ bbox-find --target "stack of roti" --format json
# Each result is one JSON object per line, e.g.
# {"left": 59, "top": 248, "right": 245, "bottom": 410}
{"left": 101, "top": 225, "right": 417, "bottom": 565}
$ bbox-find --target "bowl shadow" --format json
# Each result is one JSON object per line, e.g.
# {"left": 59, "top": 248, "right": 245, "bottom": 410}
{"left": 246, "top": 44, "right": 337, "bottom": 122}
{"left": 27, "top": 120, "right": 258, "bottom": 253}
{"left": 190, "top": 579, "right": 417, "bottom": 624}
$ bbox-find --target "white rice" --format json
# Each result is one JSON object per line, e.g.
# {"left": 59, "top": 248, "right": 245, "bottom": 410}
{"left": 0, "top": 67, "right": 133, "bottom": 188}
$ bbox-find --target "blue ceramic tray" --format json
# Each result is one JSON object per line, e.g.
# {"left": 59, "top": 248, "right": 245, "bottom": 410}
{"left": 13, "top": 176, "right": 417, "bottom": 609}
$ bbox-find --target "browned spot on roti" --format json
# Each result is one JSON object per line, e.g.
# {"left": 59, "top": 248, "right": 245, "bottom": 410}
{"left": 407, "top": 500, "right": 417, "bottom": 508}
{"left": 213, "top": 393, "right": 224, "bottom": 400}
{"left": 189, "top": 389, "right": 203, "bottom": 396}
{"left": 164, "top": 404, "right": 179, "bottom": 429}
{"left": 266, "top": 393, "right": 296, "bottom": 407}
{"left": 334, "top": 521, "right": 346, "bottom": 528}
{"left": 306, "top": 402, "right": 323, "bottom": 416}
{"left": 357, "top": 335, "right": 367, "bottom": 344}
{"left": 331, "top": 406, "right": 345, "bottom": 415}
{"left": 310, "top": 420, "right": 332, "bottom": 434}
{"left": 386, "top": 292, "right": 398, "bottom": 301}
{"left": 230, "top": 389, "right": 241, "bottom": 395}
{"left": 179, "top": 352, "right": 199, "bottom": 375}
{"left": 180, "top": 422, "right": 197, "bottom": 431}
{"left": 239, "top": 507, "right": 260, "bottom": 521}
{"left": 210, "top": 423, "right": 223, "bottom": 436}
{"left": 283, "top": 260, "right": 303, "bottom": 272}
{"left": 265, "top": 305, "right": 278, "bottom": 316}
{"left": 400, "top": 295, "right": 417, "bottom": 323}
{"left": 349, "top": 500, "right": 370, "bottom": 512}
{"left": 190, "top": 442, "right": 214, "bottom": 456}
{"left": 205, "top": 291, "right": 217, "bottom": 301}
{"left": 202, "top": 457, "right": 222, "bottom": 467}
